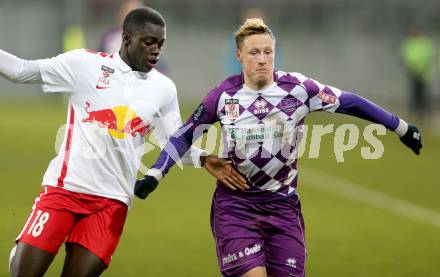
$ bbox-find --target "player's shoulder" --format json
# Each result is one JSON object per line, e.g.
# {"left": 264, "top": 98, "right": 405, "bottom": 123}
{"left": 40, "top": 49, "right": 98, "bottom": 69}
{"left": 275, "top": 70, "right": 309, "bottom": 83}
{"left": 54, "top": 49, "right": 114, "bottom": 67}
{"left": 82, "top": 49, "right": 113, "bottom": 57}
{"left": 275, "top": 70, "right": 325, "bottom": 97}
{"left": 209, "top": 73, "right": 244, "bottom": 96}
{"left": 75, "top": 49, "right": 116, "bottom": 63}
{"left": 220, "top": 74, "right": 244, "bottom": 90}
{"left": 46, "top": 48, "right": 86, "bottom": 61}
{"left": 197, "top": 74, "right": 244, "bottom": 110}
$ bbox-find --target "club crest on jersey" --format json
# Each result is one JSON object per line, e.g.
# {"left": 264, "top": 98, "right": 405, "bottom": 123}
{"left": 96, "top": 65, "right": 115, "bottom": 90}
{"left": 280, "top": 97, "right": 301, "bottom": 113}
{"left": 225, "top": 98, "right": 240, "bottom": 120}
{"left": 252, "top": 99, "right": 269, "bottom": 115}
{"left": 318, "top": 91, "right": 337, "bottom": 104}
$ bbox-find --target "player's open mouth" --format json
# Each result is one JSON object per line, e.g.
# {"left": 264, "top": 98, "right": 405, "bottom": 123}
{"left": 147, "top": 59, "right": 158, "bottom": 68}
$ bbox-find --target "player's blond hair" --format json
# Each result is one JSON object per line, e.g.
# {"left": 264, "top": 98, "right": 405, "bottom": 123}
{"left": 234, "top": 18, "right": 275, "bottom": 49}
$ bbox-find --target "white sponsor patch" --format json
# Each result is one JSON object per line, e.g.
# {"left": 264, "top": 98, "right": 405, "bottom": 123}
{"left": 225, "top": 98, "right": 240, "bottom": 120}
{"left": 225, "top": 123, "right": 298, "bottom": 143}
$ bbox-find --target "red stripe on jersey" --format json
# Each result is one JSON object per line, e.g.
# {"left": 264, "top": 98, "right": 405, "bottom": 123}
{"left": 85, "top": 49, "right": 113, "bottom": 58}
{"left": 85, "top": 49, "right": 98, "bottom": 54}
{"left": 57, "top": 106, "right": 75, "bottom": 187}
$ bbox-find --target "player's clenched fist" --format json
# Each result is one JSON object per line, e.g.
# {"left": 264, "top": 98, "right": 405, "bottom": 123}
{"left": 400, "top": 124, "right": 422, "bottom": 155}
{"left": 134, "top": 175, "right": 159, "bottom": 199}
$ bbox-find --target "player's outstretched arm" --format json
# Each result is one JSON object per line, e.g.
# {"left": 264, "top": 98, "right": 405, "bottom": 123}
{"left": 334, "top": 92, "right": 422, "bottom": 154}
{"left": 134, "top": 155, "right": 249, "bottom": 199}
{"left": 0, "top": 49, "right": 41, "bottom": 84}
{"left": 134, "top": 82, "right": 250, "bottom": 200}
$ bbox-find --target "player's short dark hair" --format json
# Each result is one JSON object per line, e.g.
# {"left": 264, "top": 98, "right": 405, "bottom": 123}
{"left": 123, "top": 7, "right": 165, "bottom": 34}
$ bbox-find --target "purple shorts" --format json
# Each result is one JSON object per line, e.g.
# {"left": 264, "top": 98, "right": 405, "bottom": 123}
{"left": 210, "top": 189, "right": 306, "bottom": 277}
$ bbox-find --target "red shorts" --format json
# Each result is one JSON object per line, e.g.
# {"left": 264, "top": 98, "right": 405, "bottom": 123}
{"left": 16, "top": 186, "right": 128, "bottom": 266}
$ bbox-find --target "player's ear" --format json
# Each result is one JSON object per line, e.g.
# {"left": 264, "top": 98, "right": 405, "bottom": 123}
{"left": 122, "top": 31, "right": 131, "bottom": 46}
{"left": 236, "top": 49, "right": 242, "bottom": 64}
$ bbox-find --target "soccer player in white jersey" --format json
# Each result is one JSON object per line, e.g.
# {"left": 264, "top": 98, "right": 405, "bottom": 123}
{"left": 0, "top": 7, "right": 246, "bottom": 277}
{"left": 134, "top": 18, "right": 422, "bottom": 277}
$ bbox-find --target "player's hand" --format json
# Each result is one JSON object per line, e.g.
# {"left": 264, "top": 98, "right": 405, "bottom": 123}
{"left": 201, "top": 155, "right": 249, "bottom": 191}
{"left": 400, "top": 124, "right": 422, "bottom": 155}
{"left": 134, "top": 175, "right": 159, "bottom": 199}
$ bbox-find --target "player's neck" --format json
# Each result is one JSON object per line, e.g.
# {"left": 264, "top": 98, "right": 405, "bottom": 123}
{"left": 244, "top": 75, "right": 274, "bottom": 91}
{"left": 118, "top": 50, "right": 138, "bottom": 72}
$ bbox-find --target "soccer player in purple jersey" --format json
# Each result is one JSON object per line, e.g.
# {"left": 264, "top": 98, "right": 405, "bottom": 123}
{"left": 135, "top": 18, "right": 422, "bottom": 277}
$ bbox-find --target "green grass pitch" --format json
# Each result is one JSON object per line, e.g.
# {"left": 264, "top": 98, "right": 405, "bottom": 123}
{"left": 0, "top": 100, "right": 438, "bottom": 276}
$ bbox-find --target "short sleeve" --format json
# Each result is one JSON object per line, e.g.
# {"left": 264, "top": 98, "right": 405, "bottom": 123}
{"left": 38, "top": 49, "right": 84, "bottom": 94}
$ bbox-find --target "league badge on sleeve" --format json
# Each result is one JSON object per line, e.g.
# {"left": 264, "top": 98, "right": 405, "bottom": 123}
{"left": 225, "top": 98, "right": 240, "bottom": 120}
{"left": 192, "top": 104, "right": 205, "bottom": 121}
{"left": 317, "top": 91, "right": 337, "bottom": 104}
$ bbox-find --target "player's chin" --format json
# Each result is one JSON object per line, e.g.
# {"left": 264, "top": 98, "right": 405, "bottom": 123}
{"left": 255, "top": 76, "right": 269, "bottom": 88}
{"left": 143, "top": 60, "right": 159, "bottom": 72}
{"left": 139, "top": 64, "right": 153, "bottom": 73}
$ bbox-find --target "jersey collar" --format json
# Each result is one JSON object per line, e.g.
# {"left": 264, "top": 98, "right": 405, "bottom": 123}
{"left": 114, "top": 52, "right": 132, "bottom": 73}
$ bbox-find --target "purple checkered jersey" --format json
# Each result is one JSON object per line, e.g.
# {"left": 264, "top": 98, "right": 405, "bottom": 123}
{"left": 151, "top": 71, "right": 400, "bottom": 202}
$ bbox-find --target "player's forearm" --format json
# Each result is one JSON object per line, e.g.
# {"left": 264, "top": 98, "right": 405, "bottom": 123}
{"left": 135, "top": 135, "right": 202, "bottom": 200}
{"left": 0, "top": 49, "right": 41, "bottom": 84}
{"left": 180, "top": 146, "right": 208, "bottom": 168}
{"left": 336, "top": 91, "right": 401, "bottom": 132}
{"left": 148, "top": 123, "right": 196, "bottom": 180}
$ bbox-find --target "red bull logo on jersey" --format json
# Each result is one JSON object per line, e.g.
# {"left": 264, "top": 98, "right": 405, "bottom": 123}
{"left": 82, "top": 101, "right": 150, "bottom": 139}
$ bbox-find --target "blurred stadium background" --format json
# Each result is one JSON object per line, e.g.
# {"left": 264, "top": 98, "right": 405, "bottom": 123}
{"left": 0, "top": 0, "right": 439, "bottom": 276}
